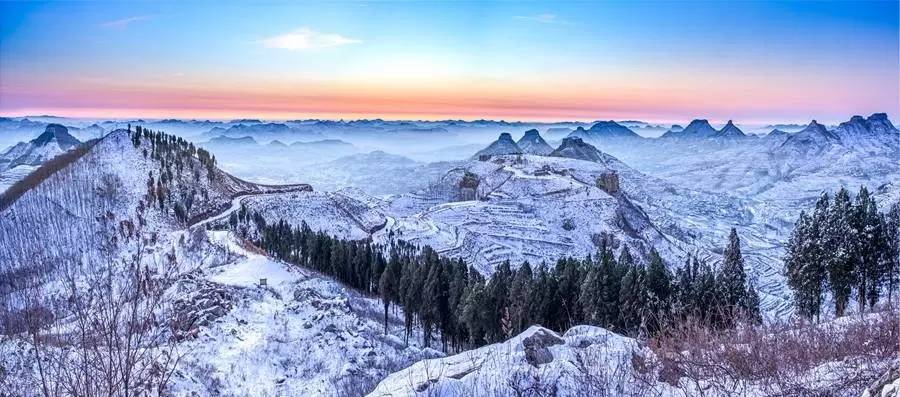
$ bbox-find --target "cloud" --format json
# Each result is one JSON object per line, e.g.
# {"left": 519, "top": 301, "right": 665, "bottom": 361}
{"left": 260, "top": 28, "right": 361, "bottom": 51}
{"left": 514, "top": 13, "right": 570, "bottom": 25}
{"left": 100, "top": 16, "right": 151, "bottom": 29}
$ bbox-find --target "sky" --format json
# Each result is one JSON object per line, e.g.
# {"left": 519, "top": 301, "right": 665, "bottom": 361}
{"left": 0, "top": 1, "right": 898, "bottom": 124}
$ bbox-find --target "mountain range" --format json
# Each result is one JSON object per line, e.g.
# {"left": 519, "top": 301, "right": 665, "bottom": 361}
{"left": 0, "top": 113, "right": 897, "bottom": 396}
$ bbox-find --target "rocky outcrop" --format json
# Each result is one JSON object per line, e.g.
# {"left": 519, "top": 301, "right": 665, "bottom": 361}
{"left": 172, "top": 278, "right": 234, "bottom": 339}
{"left": 522, "top": 328, "right": 564, "bottom": 366}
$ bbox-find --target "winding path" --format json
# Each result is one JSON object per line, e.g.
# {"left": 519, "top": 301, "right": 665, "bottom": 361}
{"left": 189, "top": 185, "right": 312, "bottom": 229}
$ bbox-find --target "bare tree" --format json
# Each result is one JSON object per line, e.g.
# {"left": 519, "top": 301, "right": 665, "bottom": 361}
{"left": 5, "top": 213, "right": 184, "bottom": 397}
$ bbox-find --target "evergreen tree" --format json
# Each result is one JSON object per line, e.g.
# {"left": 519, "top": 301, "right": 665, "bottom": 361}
{"left": 645, "top": 249, "right": 672, "bottom": 332}
{"left": 508, "top": 261, "right": 534, "bottom": 334}
{"left": 460, "top": 270, "right": 488, "bottom": 346}
{"left": 379, "top": 256, "right": 400, "bottom": 334}
{"left": 785, "top": 210, "right": 825, "bottom": 321}
{"left": 618, "top": 263, "right": 647, "bottom": 335}
{"left": 858, "top": 191, "right": 887, "bottom": 309}
{"left": 885, "top": 203, "right": 900, "bottom": 303}
{"left": 827, "top": 187, "right": 855, "bottom": 316}
{"left": 745, "top": 282, "right": 762, "bottom": 323}
{"left": 555, "top": 258, "right": 583, "bottom": 330}
{"left": 719, "top": 228, "right": 750, "bottom": 323}
{"left": 486, "top": 260, "right": 513, "bottom": 341}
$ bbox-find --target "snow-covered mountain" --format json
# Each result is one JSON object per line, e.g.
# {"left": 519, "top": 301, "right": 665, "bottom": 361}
{"left": 0, "top": 128, "right": 302, "bottom": 279}
{"left": 717, "top": 120, "right": 747, "bottom": 140}
{"left": 371, "top": 310, "right": 899, "bottom": 397}
{"left": 516, "top": 129, "right": 554, "bottom": 155}
{"left": 472, "top": 132, "right": 523, "bottom": 158}
{"left": 203, "top": 122, "right": 324, "bottom": 143}
{"left": 568, "top": 120, "right": 643, "bottom": 143}
{"left": 776, "top": 120, "right": 839, "bottom": 156}
{"left": 0, "top": 124, "right": 84, "bottom": 192}
{"left": 550, "top": 136, "right": 608, "bottom": 162}
{"left": 0, "top": 127, "right": 433, "bottom": 396}
{"left": 660, "top": 119, "right": 719, "bottom": 139}
{"left": 0, "top": 124, "right": 81, "bottom": 172}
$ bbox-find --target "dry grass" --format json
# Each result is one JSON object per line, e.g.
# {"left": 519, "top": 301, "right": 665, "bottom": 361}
{"left": 650, "top": 307, "right": 900, "bottom": 396}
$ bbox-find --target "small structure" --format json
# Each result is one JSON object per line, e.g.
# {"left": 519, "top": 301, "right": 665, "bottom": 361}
{"left": 458, "top": 171, "right": 480, "bottom": 201}
{"left": 259, "top": 278, "right": 267, "bottom": 287}
{"left": 478, "top": 154, "right": 491, "bottom": 161}
{"left": 597, "top": 171, "right": 620, "bottom": 194}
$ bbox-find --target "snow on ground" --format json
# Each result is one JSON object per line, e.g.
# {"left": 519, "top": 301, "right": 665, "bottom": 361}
{"left": 0, "top": 164, "right": 36, "bottom": 192}
{"left": 170, "top": 231, "right": 439, "bottom": 396}
{"left": 368, "top": 325, "right": 683, "bottom": 397}
{"left": 240, "top": 190, "right": 386, "bottom": 240}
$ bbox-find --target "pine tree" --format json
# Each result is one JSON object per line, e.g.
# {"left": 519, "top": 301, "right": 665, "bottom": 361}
{"left": 486, "top": 260, "right": 513, "bottom": 341}
{"left": 785, "top": 210, "right": 825, "bottom": 321}
{"left": 745, "top": 282, "right": 762, "bottom": 323}
{"left": 827, "top": 187, "right": 855, "bottom": 316}
{"left": 555, "top": 258, "right": 583, "bottom": 330}
{"left": 460, "top": 270, "right": 488, "bottom": 346}
{"left": 858, "top": 192, "right": 887, "bottom": 309}
{"left": 618, "top": 263, "right": 647, "bottom": 335}
{"left": 885, "top": 203, "right": 900, "bottom": 303}
{"left": 645, "top": 249, "right": 671, "bottom": 332}
{"left": 508, "top": 261, "right": 533, "bottom": 334}
{"left": 719, "top": 228, "right": 750, "bottom": 323}
{"left": 379, "top": 256, "right": 400, "bottom": 334}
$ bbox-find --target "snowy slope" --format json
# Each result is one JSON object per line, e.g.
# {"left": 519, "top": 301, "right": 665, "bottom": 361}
{"left": 368, "top": 325, "right": 682, "bottom": 396}
{"left": 169, "top": 231, "right": 438, "bottom": 396}
{"left": 234, "top": 189, "right": 388, "bottom": 240}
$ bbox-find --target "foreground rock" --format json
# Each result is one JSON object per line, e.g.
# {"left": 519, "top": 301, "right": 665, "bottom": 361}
{"left": 367, "top": 325, "right": 680, "bottom": 396}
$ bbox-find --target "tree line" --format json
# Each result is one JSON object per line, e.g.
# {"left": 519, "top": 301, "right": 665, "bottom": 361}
{"left": 239, "top": 212, "right": 761, "bottom": 351}
{"left": 130, "top": 126, "right": 217, "bottom": 223}
{"left": 785, "top": 186, "right": 900, "bottom": 320}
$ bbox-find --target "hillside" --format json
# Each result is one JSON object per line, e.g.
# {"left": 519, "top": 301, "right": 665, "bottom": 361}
{"left": 0, "top": 127, "right": 305, "bottom": 292}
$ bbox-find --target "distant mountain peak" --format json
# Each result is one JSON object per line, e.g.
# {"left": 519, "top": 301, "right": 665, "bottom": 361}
{"left": 31, "top": 124, "right": 81, "bottom": 149}
{"left": 661, "top": 119, "right": 717, "bottom": 139}
{"left": 517, "top": 129, "right": 554, "bottom": 155}
{"left": 568, "top": 120, "right": 639, "bottom": 142}
{"left": 717, "top": 120, "right": 745, "bottom": 138}
{"left": 550, "top": 136, "right": 605, "bottom": 162}
{"left": 472, "top": 132, "right": 523, "bottom": 159}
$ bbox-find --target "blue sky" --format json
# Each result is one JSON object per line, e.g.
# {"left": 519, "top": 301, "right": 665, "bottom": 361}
{"left": 1, "top": 1, "right": 897, "bottom": 123}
